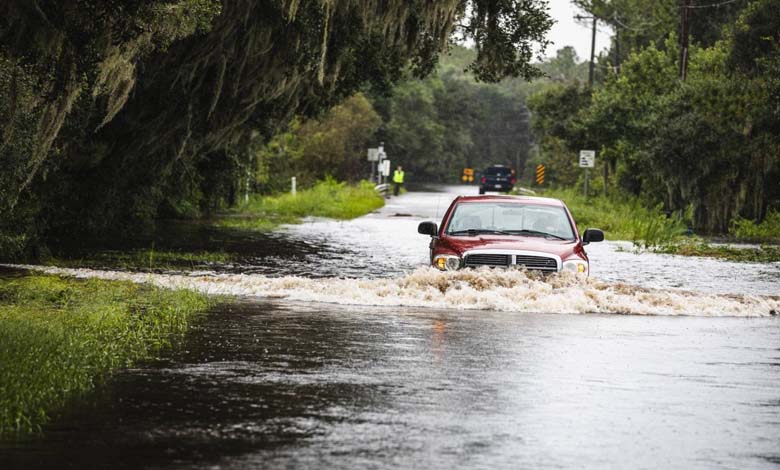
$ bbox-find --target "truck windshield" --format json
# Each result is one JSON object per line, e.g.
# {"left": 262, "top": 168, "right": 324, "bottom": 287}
{"left": 445, "top": 202, "right": 576, "bottom": 240}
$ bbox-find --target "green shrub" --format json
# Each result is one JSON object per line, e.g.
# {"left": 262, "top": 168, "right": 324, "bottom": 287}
{"left": 536, "top": 187, "right": 688, "bottom": 248}
{"left": 730, "top": 211, "right": 780, "bottom": 243}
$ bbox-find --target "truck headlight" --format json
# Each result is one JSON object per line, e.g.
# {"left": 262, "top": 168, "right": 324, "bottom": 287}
{"left": 562, "top": 259, "right": 588, "bottom": 275}
{"left": 434, "top": 255, "right": 461, "bottom": 271}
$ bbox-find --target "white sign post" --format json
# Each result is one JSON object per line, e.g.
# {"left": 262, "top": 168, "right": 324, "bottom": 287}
{"left": 367, "top": 148, "right": 378, "bottom": 183}
{"left": 579, "top": 150, "right": 596, "bottom": 198}
{"left": 375, "top": 143, "right": 388, "bottom": 184}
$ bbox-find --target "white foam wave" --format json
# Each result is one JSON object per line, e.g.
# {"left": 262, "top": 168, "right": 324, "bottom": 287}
{"left": 7, "top": 265, "right": 780, "bottom": 317}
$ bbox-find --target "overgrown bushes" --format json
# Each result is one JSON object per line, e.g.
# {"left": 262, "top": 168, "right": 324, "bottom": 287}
{"left": 541, "top": 188, "right": 688, "bottom": 248}
{"left": 730, "top": 211, "right": 780, "bottom": 243}
{"left": 540, "top": 187, "right": 780, "bottom": 261}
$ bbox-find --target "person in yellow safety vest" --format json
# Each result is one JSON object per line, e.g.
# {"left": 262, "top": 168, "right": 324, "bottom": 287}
{"left": 393, "top": 165, "right": 405, "bottom": 196}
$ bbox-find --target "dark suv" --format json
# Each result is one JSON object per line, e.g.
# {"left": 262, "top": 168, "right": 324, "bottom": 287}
{"left": 479, "top": 165, "right": 516, "bottom": 194}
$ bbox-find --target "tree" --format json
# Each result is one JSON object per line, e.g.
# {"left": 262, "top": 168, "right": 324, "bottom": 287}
{"left": 0, "top": 0, "right": 554, "bottom": 253}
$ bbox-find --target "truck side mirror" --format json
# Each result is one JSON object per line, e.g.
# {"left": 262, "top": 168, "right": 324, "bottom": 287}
{"left": 582, "top": 228, "right": 605, "bottom": 245}
{"left": 418, "top": 221, "right": 438, "bottom": 237}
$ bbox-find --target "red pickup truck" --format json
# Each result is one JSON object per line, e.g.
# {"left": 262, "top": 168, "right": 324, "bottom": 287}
{"left": 418, "top": 195, "right": 604, "bottom": 275}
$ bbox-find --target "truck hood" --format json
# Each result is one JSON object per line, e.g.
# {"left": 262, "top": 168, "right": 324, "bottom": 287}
{"left": 439, "top": 235, "right": 581, "bottom": 259}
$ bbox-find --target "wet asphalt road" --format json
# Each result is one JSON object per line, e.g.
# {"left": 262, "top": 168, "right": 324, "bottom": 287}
{"left": 2, "top": 186, "right": 780, "bottom": 469}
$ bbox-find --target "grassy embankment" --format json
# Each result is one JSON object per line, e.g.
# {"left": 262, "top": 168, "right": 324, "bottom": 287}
{"left": 537, "top": 188, "right": 780, "bottom": 262}
{"left": 0, "top": 273, "right": 212, "bottom": 436}
{"left": 217, "top": 179, "right": 385, "bottom": 231}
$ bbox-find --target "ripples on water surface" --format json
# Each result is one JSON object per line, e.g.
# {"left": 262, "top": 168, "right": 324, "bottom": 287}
{"left": 2, "top": 301, "right": 780, "bottom": 469}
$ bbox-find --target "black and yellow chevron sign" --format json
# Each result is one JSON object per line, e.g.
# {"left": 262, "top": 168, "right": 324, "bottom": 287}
{"left": 535, "top": 164, "right": 545, "bottom": 185}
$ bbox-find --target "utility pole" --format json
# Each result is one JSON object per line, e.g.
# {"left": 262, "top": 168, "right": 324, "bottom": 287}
{"left": 589, "top": 16, "right": 597, "bottom": 86}
{"left": 613, "top": 16, "right": 621, "bottom": 75}
{"left": 679, "top": 0, "right": 691, "bottom": 80}
{"left": 575, "top": 15, "right": 598, "bottom": 87}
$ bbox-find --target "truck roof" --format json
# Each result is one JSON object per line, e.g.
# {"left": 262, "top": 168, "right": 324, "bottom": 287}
{"left": 454, "top": 194, "right": 565, "bottom": 207}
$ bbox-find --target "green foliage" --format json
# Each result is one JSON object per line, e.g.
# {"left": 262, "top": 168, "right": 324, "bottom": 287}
{"left": 382, "top": 79, "right": 449, "bottom": 180}
{"left": 218, "top": 179, "right": 384, "bottom": 231}
{"left": 0, "top": 0, "right": 553, "bottom": 256}
{"left": 256, "top": 93, "right": 382, "bottom": 193}
{"left": 376, "top": 46, "right": 534, "bottom": 182}
{"left": 730, "top": 211, "right": 780, "bottom": 243}
{"left": 538, "top": 46, "right": 590, "bottom": 83}
{"left": 528, "top": 1, "right": 780, "bottom": 235}
{"left": 538, "top": 187, "right": 688, "bottom": 248}
{"left": 574, "top": 0, "right": 746, "bottom": 65}
{"left": 460, "top": 0, "right": 554, "bottom": 82}
{"left": 0, "top": 274, "right": 211, "bottom": 435}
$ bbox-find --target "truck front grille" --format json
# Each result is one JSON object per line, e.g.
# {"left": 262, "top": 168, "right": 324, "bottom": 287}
{"left": 464, "top": 254, "right": 511, "bottom": 267}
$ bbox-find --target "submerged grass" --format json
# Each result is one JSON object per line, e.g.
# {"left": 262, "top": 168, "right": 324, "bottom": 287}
{"left": 657, "top": 242, "right": 780, "bottom": 263}
{"left": 0, "top": 273, "right": 212, "bottom": 436}
{"left": 217, "top": 179, "right": 385, "bottom": 231}
{"left": 43, "top": 249, "right": 233, "bottom": 271}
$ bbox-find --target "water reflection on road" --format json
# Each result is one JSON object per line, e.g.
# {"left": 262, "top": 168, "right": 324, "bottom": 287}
{"left": 2, "top": 185, "right": 780, "bottom": 469}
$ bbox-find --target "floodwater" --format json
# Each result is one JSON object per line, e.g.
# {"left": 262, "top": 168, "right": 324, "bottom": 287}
{"left": 2, "top": 185, "right": 780, "bottom": 469}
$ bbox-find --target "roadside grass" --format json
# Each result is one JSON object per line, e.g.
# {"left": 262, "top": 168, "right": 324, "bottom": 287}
{"left": 730, "top": 211, "right": 780, "bottom": 243}
{"left": 42, "top": 249, "right": 233, "bottom": 271}
{"left": 534, "top": 187, "right": 780, "bottom": 262}
{"left": 0, "top": 274, "right": 213, "bottom": 436}
{"left": 536, "top": 187, "right": 687, "bottom": 247}
{"left": 217, "top": 179, "right": 384, "bottom": 231}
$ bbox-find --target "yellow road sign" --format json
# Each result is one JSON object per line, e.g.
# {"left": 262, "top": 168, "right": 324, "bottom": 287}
{"left": 462, "top": 168, "right": 474, "bottom": 183}
{"left": 536, "top": 164, "right": 545, "bottom": 185}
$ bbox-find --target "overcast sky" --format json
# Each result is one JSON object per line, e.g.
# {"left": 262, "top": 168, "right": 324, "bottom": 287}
{"left": 544, "top": 0, "right": 613, "bottom": 61}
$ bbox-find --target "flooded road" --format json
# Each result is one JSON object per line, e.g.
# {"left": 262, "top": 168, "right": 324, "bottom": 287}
{"left": 2, "top": 185, "right": 780, "bottom": 469}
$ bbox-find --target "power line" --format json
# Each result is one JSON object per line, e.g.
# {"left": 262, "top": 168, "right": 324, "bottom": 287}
{"left": 611, "top": 13, "right": 665, "bottom": 32}
{"left": 681, "top": 0, "right": 743, "bottom": 9}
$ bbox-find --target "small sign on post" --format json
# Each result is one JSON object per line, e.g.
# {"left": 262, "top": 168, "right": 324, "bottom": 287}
{"left": 367, "top": 148, "right": 379, "bottom": 161}
{"left": 536, "top": 164, "right": 545, "bottom": 185}
{"left": 579, "top": 150, "right": 596, "bottom": 168}
{"left": 462, "top": 168, "right": 474, "bottom": 183}
{"left": 579, "top": 150, "right": 596, "bottom": 198}
{"left": 381, "top": 159, "right": 391, "bottom": 177}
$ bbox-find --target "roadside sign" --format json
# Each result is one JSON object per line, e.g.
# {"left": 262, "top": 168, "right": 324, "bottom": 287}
{"left": 579, "top": 150, "right": 596, "bottom": 168}
{"left": 367, "top": 148, "right": 379, "bottom": 161}
{"left": 535, "top": 164, "right": 545, "bottom": 185}
{"left": 462, "top": 168, "right": 474, "bottom": 182}
{"left": 381, "top": 159, "right": 391, "bottom": 176}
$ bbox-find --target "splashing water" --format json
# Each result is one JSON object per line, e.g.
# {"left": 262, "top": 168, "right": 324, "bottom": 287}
{"left": 9, "top": 264, "right": 779, "bottom": 317}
